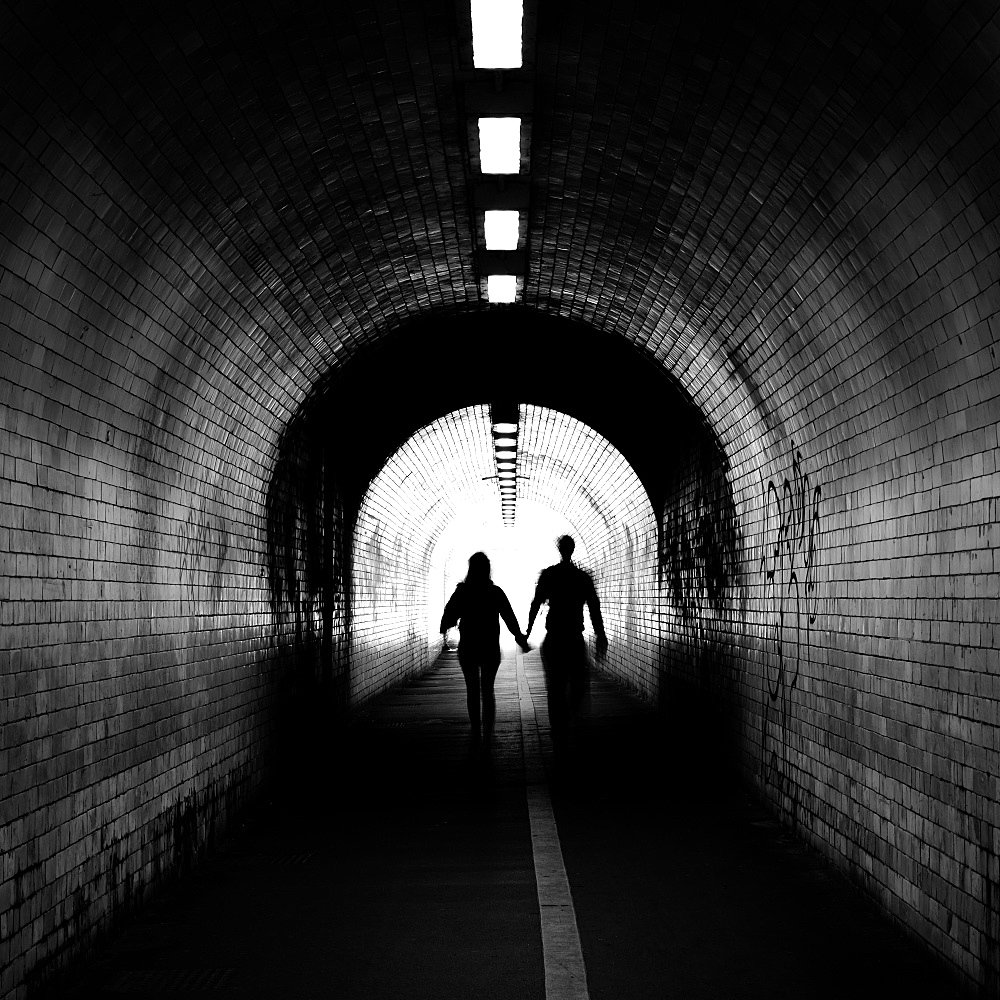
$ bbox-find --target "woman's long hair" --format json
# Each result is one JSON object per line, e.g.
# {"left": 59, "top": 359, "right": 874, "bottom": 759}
{"left": 465, "top": 551, "right": 491, "bottom": 585}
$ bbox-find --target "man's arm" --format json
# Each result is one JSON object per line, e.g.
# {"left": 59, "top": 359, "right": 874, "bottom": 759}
{"left": 525, "top": 569, "right": 547, "bottom": 638}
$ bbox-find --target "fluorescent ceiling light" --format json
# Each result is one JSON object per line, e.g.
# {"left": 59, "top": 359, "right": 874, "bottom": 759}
{"left": 471, "top": 0, "right": 523, "bottom": 68}
{"left": 487, "top": 274, "right": 517, "bottom": 303}
{"left": 479, "top": 118, "right": 520, "bottom": 174}
{"left": 485, "top": 211, "right": 519, "bottom": 250}
{"left": 494, "top": 436, "right": 517, "bottom": 447}
{"left": 496, "top": 449, "right": 516, "bottom": 459}
{"left": 493, "top": 422, "right": 518, "bottom": 434}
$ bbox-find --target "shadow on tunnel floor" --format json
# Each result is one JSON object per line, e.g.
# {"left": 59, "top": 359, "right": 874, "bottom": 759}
{"left": 36, "top": 651, "right": 968, "bottom": 1000}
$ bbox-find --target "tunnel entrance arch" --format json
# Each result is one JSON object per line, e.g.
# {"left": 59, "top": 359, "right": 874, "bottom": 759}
{"left": 264, "top": 307, "right": 742, "bottom": 721}
{"left": 350, "top": 402, "right": 659, "bottom": 706}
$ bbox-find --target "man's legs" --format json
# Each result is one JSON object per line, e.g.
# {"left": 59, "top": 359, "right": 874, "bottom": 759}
{"left": 542, "top": 633, "right": 589, "bottom": 744}
{"left": 567, "top": 635, "right": 589, "bottom": 714}
{"left": 540, "top": 635, "right": 571, "bottom": 741}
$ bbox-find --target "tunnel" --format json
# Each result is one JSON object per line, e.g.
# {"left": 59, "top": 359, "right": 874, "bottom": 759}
{"left": 1, "top": 0, "right": 999, "bottom": 995}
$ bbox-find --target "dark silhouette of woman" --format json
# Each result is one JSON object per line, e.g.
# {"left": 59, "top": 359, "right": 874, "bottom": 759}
{"left": 440, "top": 552, "right": 530, "bottom": 740}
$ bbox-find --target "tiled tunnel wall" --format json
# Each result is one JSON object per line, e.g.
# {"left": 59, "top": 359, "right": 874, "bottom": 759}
{"left": 662, "top": 401, "right": 999, "bottom": 992}
{"left": 652, "top": 44, "right": 1000, "bottom": 990}
{"left": 658, "top": 432, "right": 746, "bottom": 770}
{"left": 349, "top": 447, "right": 441, "bottom": 706}
{"left": 0, "top": 287, "right": 289, "bottom": 995}
{"left": 264, "top": 413, "right": 349, "bottom": 711}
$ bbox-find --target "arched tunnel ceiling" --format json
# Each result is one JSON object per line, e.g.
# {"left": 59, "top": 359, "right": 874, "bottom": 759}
{"left": 309, "top": 311, "right": 706, "bottom": 514}
{"left": 2, "top": 0, "right": 997, "bottom": 478}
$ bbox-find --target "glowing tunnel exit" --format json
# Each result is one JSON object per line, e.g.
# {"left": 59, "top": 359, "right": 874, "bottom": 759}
{"left": 350, "top": 404, "right": 658, "bottom": 705}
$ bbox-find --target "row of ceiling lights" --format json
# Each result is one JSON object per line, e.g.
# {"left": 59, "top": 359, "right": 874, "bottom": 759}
{"left": 491, "top": 412, "right": 520, "bottom": 526}
{"left": 470, "top": 2, "right": 529, "bottom": 525}
{"left": 469, "top": 0, "right": 529, "bottom": 305}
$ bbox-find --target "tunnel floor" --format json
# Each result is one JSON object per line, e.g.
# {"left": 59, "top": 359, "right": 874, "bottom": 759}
{"left": 46, "top": 649, "right": 960, "bottom": 999}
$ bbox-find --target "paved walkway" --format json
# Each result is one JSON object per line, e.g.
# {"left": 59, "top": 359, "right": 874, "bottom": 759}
{"left": 46, "top": 648, "right": 962, "bottom": 999}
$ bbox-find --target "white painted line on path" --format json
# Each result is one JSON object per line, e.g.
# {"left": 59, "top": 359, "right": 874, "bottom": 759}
{"left": 516, "top": 650, "right": 591, "bottom": 1000}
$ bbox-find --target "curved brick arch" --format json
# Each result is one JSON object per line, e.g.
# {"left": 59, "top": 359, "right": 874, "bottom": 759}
{"left": 2, "top": 0, "right": 999, "bottom": 994}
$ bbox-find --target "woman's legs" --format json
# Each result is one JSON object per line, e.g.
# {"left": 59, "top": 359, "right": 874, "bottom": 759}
{"left": 458, "top": 643, "right": 502, "bottom": 737}
{"left": 459, "top": 651, "right": 482, "bottom": 735}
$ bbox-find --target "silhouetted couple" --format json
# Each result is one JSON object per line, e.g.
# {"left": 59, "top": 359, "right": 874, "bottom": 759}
{"left": 440, "top": 535, "right": 607, "bottom": 746}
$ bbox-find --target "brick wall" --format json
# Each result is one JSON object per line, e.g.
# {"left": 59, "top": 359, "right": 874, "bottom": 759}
{"left": 653, "top": 16, "right": 1000, "bottom": 982}
{"left": 0, "top": 332, "right": 292, "bottom": 998}
{"left": 658, "top": 430, "right": 748, "bottom": 778}
{"left": 0, "top": 33, "right": 329, "bottom": 997}
{"left": 661, "top": 411, "right": 999, "bottom": 994}
{"left": 350, "top": 465, "right": 437, "bottom": 707}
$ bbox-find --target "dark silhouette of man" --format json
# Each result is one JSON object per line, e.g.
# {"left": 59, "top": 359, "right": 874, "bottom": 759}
{"left": 525, "top": 535, "right": 607, "bottom": 742}
{"left": 441, "top": 552, "right": 530, "bottom": 742}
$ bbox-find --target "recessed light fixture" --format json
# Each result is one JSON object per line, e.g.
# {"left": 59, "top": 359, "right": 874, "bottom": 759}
{"left": 486, "top": 274, "right": 517, "bottom": 304}
{"left": 492, "top": 422, "right": 518, "bottom": 434}
{"left": 471, "top": 0, "right": 523, "bottom": 68}
{"left": 479, "top": 118, "right": 520, "bottom": 174}
{"left": 493, "top": 436, "right": 517, "bottom": 447}
{"left": 496, "top": 449, "right": 516, "bottom": 459}
{"left": 485, "top": 210, "right": 519, "bottom": 250}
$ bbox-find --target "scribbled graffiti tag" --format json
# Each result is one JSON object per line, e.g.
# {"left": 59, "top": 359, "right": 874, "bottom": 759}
{"left": 759, "top": 444, "right": 822, "bottom": 823}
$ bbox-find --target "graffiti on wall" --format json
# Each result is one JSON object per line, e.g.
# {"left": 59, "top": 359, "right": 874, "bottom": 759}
{"left": 179, "top": 503, "right": 230, "bottom": 617}
{"left": 758, "top": 444, "right": 822, "bottom": 822}
{"left": 661, "top": 441, "right": 742, "bottom": 618}
{"left": 264, "top": 429, "right": 328, "bottom": 634}
{"left": 354, "top": 523, "right": 412, "bottom": 620}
